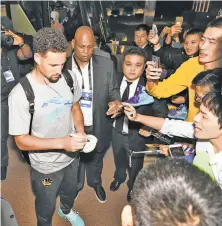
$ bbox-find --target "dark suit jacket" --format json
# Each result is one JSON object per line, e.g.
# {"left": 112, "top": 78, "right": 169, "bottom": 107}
{"left": 64, "top": 54, "right": 121, "bottom": 152}
{"left": 116, "top": 73, "right": 153, "bottom": 152}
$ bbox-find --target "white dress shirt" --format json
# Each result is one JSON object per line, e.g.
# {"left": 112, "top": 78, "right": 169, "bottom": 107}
{"left": 114, "top": 76, "right": 140, "bottom": 134}
{"left": 72, "top": 55, "right": 93, "bottom": 126}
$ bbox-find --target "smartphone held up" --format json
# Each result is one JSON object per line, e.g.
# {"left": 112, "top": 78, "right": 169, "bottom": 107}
{"left": 152, "top": 55, "right": 160, "bottom": 68}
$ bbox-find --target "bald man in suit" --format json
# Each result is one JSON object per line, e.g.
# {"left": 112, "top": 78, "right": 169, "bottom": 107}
{"left": 64, "top": 26, "right": 121, "bottom": 203}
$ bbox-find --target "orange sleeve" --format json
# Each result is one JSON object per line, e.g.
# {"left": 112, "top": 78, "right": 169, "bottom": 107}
{"left": 146, "top": 59, "right": 195, "bottom": 99}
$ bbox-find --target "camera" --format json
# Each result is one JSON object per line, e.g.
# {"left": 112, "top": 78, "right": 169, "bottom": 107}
{"left": 1, "top": 28, "right": 14, "bottom": 48}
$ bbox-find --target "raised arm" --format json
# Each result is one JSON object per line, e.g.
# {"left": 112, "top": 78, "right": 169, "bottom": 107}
{"left": 4, "top": 30, "right": 33, "bottom": 60}
{"left": 145, "top": 59, "right": 191, "bottom": 99}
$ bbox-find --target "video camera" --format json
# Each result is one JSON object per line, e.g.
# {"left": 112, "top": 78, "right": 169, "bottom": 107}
{"left": 1, "top": 27, "right": 14, "bottom": 48}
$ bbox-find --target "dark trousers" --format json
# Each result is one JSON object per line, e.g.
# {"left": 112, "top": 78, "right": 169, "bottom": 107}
{"left": 77, "top": 126, "right": 107, "bottom": 191}
{"left": 31, "top": 157, "right": 79, "bottom": 226}
{"left": 1, "top": 103, "right": 9, "bottom": 180}
{"left": 112, "top": 128, "right": 144, "bottom": 190}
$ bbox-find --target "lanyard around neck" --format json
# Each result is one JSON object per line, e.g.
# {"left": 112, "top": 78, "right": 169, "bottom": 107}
{"left": 73, "top": 56, "right": 92, "bottom": 90}
{"left": 1, "top": 49, "right": 11, "bottom": 71}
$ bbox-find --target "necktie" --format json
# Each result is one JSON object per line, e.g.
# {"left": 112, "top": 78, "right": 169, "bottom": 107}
{"left": 115, "top": 81, "right": 132, "bottom": 133}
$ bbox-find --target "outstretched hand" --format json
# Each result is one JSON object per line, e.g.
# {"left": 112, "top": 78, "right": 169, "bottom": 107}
{"left": 122, "top": 103, "right": 137, "bottom": 121}
{"left": 107, "top": 101, "right": 123, "bottom": 118}
{"left": 139, "top": 128, "right": 151, "bottom": 137}
{"left": 148, "top": 30, "right": 159, "bottom": 45}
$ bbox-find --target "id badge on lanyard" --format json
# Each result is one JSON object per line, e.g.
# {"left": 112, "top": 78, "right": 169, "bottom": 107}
{"left": 3, "top": 70, "right": 15, "bottom": 83}
{"left": 80, "top": 91, "right": 92, "bottom": 108}
{"left": 2, "top": 54, "right": 15, "bottom": 83}
{"left": 74, "top": 57, "right": 93, "bottom": 109}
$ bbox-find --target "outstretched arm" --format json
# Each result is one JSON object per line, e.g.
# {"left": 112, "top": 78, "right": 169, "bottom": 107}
{"left": 123, "top": 103, "right": 195, "bottom": 139}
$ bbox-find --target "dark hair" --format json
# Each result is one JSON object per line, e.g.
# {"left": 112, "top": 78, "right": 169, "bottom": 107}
{"left": 192, "top": 68, "right": 222, "bottom": 93}
{"left": 123, "top": 47, "right": 147, "bottom": 62}
{"left": 33, "top": 27, "right": 68, "bottom": 55}
{"left": 100, "top": 45, "right": 112, "bottom": 54}
{"left": 100, "top": 45, "right": 117, "bottom": 69}
{"left": 202, "top": 92, "right": 222, "bottom": 128}
{"left": 135, "top": 24, "right": 151, "bottom": 35}
{"left": 207, "top": 17, "right": 222, "bottom": 28}
{"left": 185, "top": 28, "right": 203, "bottom": 37}
{"left": 131, "top": 159, "right": 222, "bottom": 226}
{"left": 94, "top": 32, "right": 101, "bottom": 47}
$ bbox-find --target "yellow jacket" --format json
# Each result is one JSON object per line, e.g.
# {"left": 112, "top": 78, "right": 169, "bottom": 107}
{"left": 146, "top": 57, "right": 204, "bottom": 122}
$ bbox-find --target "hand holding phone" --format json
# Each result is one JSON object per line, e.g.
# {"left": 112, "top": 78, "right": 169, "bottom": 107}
{"left": 169, "top": 24, "right": 182, "bottom": 37}
{"left": 152, "top": 24, "right": 158, "bottom": 37}
{"left": 168, "top": 144, "right": 184, "bottom": 158}
{"left": 146, "top": 61, "right": 162, "bottom": 81}
{"left": 152, "top": 55, "right": 160, "bottom": 68}
{"left": 175, "top": 16, "right": 183, "bottom": 26}
{"left": 139, "top": 128, "right": 151, "bottom": 137}
{"left": 160, "top": 26, "right": 170, "bottom": 37}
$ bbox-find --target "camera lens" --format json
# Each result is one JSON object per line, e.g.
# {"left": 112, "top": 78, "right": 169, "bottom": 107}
{"left": 1, "top": 32, "right": 14, "bottom": 48}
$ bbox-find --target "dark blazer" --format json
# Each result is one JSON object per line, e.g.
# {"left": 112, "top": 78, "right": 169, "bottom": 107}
{"left": 116, "top": 73, "right": 153, "bottom": 152}
{"left": 64, "top": 54, "right": 121, "bottom": 152}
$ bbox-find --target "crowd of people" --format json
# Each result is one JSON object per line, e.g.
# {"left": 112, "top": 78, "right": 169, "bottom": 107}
{"left": 1, "top": 13, "right": 222, "bottom": 226}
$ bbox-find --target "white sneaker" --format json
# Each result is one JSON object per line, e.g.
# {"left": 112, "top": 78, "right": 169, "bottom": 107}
{"left": 58, "top": 207, "right": 85, "bottom": 226}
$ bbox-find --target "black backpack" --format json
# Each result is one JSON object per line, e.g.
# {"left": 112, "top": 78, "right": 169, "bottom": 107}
{"left": 19, "top": 70, "right": 74, "bottom": 165}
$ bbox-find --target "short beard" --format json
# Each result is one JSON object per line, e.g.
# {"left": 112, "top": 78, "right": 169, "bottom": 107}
{"left": 48, "top": 75, "right": 61, "bottom": 83}
{"left": 38, "top": 67, "right": 61, "bottom": 83}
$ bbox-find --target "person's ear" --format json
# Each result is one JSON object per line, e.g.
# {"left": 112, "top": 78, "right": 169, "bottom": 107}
{"left": 71, "top": 39, "right": 75, "bottom": 49}
{"left": 121, "top": 205, "right": 134, "bottom": 226}
{"left": 34, "top": 53, "right": 41, "bottom": 65}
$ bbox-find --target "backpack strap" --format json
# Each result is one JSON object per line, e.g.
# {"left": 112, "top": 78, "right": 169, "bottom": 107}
{"left": 20, "top": 77, "right": 35, "bottom": 134}
{"left": 63, "top": 70, "right": 74, "bottom": 94}
{"left": 19, "top": 77, "right": 35, "bottom": 165}
{"left": 18, "top": 73, "right": 73, "bottom": 165}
